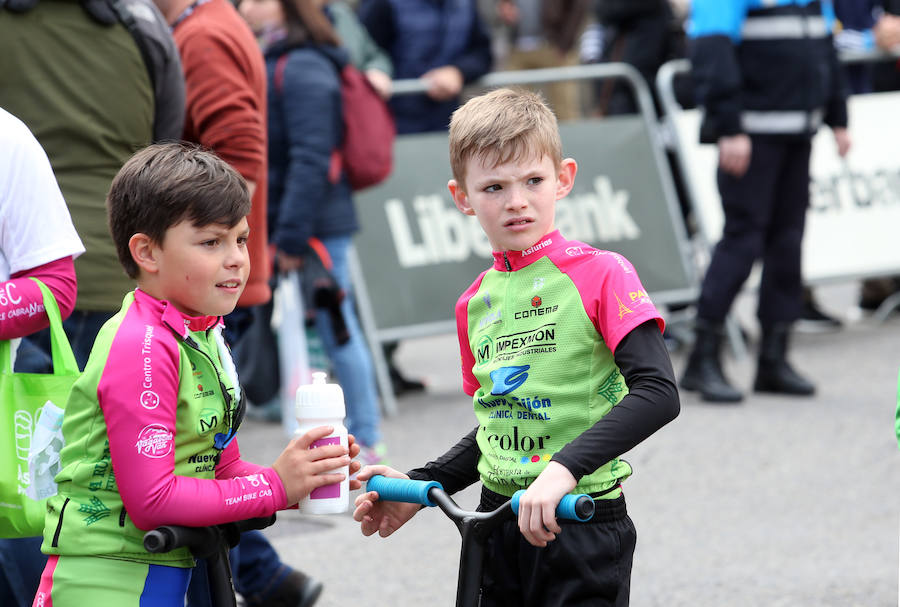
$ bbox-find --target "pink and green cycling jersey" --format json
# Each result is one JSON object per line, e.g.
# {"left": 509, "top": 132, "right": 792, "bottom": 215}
{"left": 456, "top": 230, "right": 663, "bottom": 497}
{"left": 42, "top": 289, "right": 287, "bottom": 567}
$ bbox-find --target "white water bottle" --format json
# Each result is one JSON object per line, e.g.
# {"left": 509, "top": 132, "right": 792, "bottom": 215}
{"left": 295, "top": 371, "right": 349, "bottom": 514}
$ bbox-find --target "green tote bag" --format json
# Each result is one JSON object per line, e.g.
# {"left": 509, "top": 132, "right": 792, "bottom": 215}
{"left": 0, "top": 278, "right": 79, "bottom": 537}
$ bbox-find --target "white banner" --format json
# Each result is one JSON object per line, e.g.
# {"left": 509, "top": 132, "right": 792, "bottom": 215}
{"left": 673, "top": 91, "right": 900, "bottom": 282}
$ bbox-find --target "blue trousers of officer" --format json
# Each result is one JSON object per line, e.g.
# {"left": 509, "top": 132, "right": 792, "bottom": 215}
{"left": 696, "top": 137, "right": 812, "bottom": 326}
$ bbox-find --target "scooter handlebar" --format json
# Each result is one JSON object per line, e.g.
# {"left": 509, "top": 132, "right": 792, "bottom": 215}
{"left": 510, "top": 490, "right": 595, "bottom": 522}
{"left": 366, "top": 475, "right": 443, "bottom": 507}
{"left": 365, "top": 476, "right": 595, "bottom": 521}
{"left": 143, "top": 515, "right": 276, "bottom": 554}
{"left": 144, "top": 525, "right": 213, "bottom": 554}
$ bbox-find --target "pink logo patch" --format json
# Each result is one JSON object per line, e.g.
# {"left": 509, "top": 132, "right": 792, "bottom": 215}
{"left": 135, "top": 424, "right": 174, "bottom": 458}
{"left": 140, "top": 390, "right": 160, "bottom": 409}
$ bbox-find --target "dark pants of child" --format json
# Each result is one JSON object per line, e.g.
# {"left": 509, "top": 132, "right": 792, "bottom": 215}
{"left": 478, "top": 488, "right": 636, "bottom": 607}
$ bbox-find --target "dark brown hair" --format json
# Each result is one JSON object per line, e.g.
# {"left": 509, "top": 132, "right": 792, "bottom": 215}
{"left": 107, "top": 142, "right": 251, "bottom": 279}
{"left": 281, "top": 0, "right": 341, "bottom": 47}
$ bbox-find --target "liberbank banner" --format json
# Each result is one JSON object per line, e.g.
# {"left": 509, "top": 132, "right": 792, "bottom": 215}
{"left": 351, "top": 116, "right": 695, "bottom": 337}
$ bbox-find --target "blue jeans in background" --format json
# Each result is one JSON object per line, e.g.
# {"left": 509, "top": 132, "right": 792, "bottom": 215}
{"left": 311, "top": 234, "right": 381, "bottom": 447}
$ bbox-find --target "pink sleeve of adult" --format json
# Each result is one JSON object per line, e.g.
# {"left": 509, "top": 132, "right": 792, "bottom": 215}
{"left": 562, "top": 250, "right": 664, "bottom": 354}
{"left": 455, "top": 274, "right": 485, "bottom": 397}
{"left": 0, "top": 257, "right": 76, "bottom": 340}
{"left": 100, "top": 314, "right": 287, "bottom": 531}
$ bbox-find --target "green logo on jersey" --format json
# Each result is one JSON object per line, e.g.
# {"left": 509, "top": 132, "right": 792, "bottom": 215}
{"left": 476, "top": 335, "right": 493, "bottom": 366}
{"left": 597, "top": 370, "right": 625, "bottom": 404}
{"left": 198, "top": 408, "right": 220, "bottom": 434}
{"left": 79, "top": 496, "right": 111, "bottom": 526}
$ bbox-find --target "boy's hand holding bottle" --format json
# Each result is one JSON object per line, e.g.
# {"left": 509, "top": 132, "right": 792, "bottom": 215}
{"left": 272, "top": 426, "right": 361, "bottom": 506}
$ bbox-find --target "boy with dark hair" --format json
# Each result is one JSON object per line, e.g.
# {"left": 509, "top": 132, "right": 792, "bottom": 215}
{"left": 353, "top": 88, "right": 679, "bottom": 606}
{"left": 33, "top": 143, "right": 361, "bottom": 606}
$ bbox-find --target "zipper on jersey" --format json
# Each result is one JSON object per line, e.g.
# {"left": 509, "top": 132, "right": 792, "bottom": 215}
{"left": 184, "top": 334, "right": 242, "bottom": 449}
{"left": 51, "top": 497, "right": 70, "bottom": 547}
{"left": 184, "top": 335, "right": 225, "bottom": 393}
{"left": 184, "top": 336, "right": 224, "bottom": 399}
{"left": 503, "top": 254, "right": 513, "bottom": 328}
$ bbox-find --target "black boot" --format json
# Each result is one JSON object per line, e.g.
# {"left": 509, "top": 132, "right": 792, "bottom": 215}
{"left": 680, "top": 319, "right": 743, "bottom": 403}
{"left": 754, "top": 323, "right": 815, "bottom": 395}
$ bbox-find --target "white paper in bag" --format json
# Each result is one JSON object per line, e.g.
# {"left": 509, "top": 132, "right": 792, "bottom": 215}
{"left": 25, "top": 401, "right": 65, "bottom": 501}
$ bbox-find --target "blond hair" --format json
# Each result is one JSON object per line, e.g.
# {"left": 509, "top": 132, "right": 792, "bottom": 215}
{"left": 448, "top": 88, "right": 562, "bottom": 187}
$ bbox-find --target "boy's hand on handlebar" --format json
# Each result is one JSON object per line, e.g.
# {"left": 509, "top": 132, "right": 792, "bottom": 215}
{"left": 517, "top": 461, "right": 577, "bottom": 547}
{"left": 272, "top": 425, "right": 352, "bottom": 506}
{"left": 353, "top": 466, "right": 421, "bottom": 538}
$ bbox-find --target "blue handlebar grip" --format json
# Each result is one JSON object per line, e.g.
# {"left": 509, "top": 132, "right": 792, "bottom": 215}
{"left": 510, "top": 491, "right": 595, "bottom": 522}
{"left": 366, "top": 475, "right": 443, "bottom": 507}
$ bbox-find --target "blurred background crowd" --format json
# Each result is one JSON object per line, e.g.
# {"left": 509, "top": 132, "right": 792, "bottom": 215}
{"left": 1, "top": 0, "right": 899, "bottom": 605}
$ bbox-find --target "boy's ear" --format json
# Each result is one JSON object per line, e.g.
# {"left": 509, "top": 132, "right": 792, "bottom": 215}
{"left": 448, "top": 179, "right": 475, "bottom": 216}
{"left": 555, "top": 158, "right": 577, "bottom": 200}
{"left": 129, "top": 233, "right": 160, "bottom": 275}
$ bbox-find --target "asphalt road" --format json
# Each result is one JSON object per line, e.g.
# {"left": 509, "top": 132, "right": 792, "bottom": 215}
{"left": 236, "top": 283, "right": 900, "bottom": 607}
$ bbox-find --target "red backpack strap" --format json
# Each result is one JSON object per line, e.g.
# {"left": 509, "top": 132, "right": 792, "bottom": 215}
{"left": 274, "top": 53, "right": 288, "bottom": 94}
{"left": 327, "top": 149, "right": 342, "bottom": 185}
{"left": 306, "top": 237, "right": 334, "bottom": 270}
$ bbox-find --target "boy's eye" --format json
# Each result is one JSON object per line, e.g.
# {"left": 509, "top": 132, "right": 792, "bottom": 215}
{"left": 201, "top": 239, "right": 219, "bottom": 248}
{"left": 484, "top": 184, "right": 501, "bottom": 193}
{"left": 237, "top": 236, "right": 249, "bottom": 246}
{"left": 527, "top": 177, "right": 543, "bottom": 186}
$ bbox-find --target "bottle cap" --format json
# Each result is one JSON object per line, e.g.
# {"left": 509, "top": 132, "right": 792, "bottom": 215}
{"left": 295, "top": 371, "right": 346, "bottom": 420}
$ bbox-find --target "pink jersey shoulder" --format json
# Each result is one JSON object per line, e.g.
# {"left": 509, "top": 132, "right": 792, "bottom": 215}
{"left": 546, "top": 242, "right": 664, "bottom": 353}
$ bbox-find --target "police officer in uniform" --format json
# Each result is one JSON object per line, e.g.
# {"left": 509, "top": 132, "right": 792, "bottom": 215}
{"left": 680, "top": 0, "right": 851, "bottom": 402}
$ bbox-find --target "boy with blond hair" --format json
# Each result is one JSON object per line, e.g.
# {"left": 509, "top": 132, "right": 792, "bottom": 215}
{"left": 354, "top": 88, "right": 679, "bottom": 606}
{"left": 33, "top": 143, "right": 361, "bottom": 606}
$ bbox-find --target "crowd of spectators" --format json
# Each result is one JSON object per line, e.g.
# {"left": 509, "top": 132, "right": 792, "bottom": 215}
{"left": 2, "top": 0, "right": 899, "bottom": 605}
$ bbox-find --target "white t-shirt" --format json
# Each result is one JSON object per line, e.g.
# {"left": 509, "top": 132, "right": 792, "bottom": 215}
{"left": 0, "top": 108, "right": 85, "bottom": 282}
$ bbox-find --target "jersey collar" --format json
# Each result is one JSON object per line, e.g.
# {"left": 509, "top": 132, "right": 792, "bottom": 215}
{"left": 134, "top": 288, "right": 223, "bottom": 339}
{"left": 491, "top": 230, "right": 566, "bottom": 272}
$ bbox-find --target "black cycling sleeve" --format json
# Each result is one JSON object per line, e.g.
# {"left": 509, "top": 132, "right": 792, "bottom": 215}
{"left": 551, "top": 320, "right": 680, "bottom": 481}
{"left": 406, "top": 426, "right": 480, "bottom": 495}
